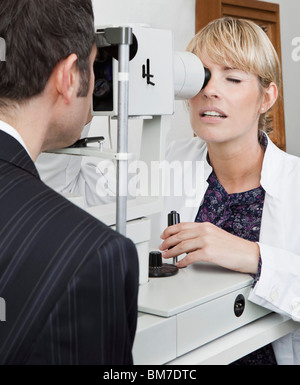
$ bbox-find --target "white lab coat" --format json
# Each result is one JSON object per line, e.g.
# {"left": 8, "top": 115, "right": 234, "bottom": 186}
{"left": 162, "top": 133, "right": 300, "bottom": 365}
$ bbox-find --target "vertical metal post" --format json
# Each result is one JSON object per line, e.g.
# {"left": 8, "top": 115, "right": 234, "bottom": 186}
{"left": 116, "top": 41, "right": 130, "bottom": 236}
{"left": 97, "top": 26, "right": 132, "bottom": 235}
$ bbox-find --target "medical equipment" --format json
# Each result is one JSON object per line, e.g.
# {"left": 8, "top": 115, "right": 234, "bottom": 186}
{"left": 48, "top": 25, "right": 274, "bottom": 364}
{"left": 50, "top": 25, "right": 210, "bottom": 237}
{"left": 148, "top": 251, "right": 178, "bottom": 278}
{"left": 92, "top": 26, "right": 210, "bottom": 117}
{"left": 91, "top": 25, "right": 210, "bottom": 235}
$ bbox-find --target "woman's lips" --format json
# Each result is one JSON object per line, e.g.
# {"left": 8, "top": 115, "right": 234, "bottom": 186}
{"left": 199, "top": 108, "right": 228, "bottom": 122}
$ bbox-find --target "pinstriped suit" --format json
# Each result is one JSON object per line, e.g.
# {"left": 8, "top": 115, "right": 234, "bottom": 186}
{"left": 0, "top": 130, "right": 139, "bottom": 365}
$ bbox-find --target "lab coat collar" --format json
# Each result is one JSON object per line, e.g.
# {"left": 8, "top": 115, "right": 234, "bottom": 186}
{"left": 202, "top": 133, "right": 283, "bottom": 199}
{"left": 202, "top": 146, "right": 213, "bottom": 182}
{"left": 260, "top": 135, "right": 285, "bottom": 199}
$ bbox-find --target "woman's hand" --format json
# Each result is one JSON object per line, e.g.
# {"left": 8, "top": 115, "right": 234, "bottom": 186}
{"left": 159, "top": 222, "right": 260, "bottom": 274}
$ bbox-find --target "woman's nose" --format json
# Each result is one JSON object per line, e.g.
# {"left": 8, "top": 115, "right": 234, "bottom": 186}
{"left": 201, "top": 75, "right": 220, "bottom": 99}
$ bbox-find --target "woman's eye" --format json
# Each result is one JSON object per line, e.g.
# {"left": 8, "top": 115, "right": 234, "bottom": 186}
{"left": 227, "top": 78, "right": 241, "bottom": 84}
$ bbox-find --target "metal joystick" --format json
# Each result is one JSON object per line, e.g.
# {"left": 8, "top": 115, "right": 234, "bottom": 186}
{"left": 148, "top": 251, "right": 178, "bottom": 278}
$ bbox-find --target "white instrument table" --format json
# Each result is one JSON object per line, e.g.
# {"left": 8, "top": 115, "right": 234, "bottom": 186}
{"left": 133, "top": 262, "right": 299, "bottom": 364}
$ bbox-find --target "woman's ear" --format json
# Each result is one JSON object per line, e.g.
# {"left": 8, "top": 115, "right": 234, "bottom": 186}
{"left": 261, "top": 82, "right": 278, "bottom": 113}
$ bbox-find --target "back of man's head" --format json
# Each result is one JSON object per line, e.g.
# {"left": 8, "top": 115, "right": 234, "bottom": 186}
{"left": 0, "top": 0, "right": 95, "bottom": 110}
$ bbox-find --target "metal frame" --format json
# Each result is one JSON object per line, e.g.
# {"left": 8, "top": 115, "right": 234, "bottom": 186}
{"left": 96, "top": 26, "right": 133, "bottom": 235}
{"left": 49, "top": 27, "right": 133, "bottom": 236}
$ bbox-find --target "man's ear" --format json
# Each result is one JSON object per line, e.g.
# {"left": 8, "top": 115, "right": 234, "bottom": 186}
{"left": 55, "top": 53, "right": 79, "bottom": 104}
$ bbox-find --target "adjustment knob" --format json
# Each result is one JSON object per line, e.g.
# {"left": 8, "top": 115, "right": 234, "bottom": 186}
{"left": 149, "top": 251, "right": 163, "bottom": 268}
{"left": 148, "top": 251, "right": 179, "bottom": 278}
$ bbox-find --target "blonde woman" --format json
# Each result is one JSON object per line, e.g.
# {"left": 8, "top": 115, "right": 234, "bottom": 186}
{"left": 160, "top": 17, "right": 300, "bottom": 365}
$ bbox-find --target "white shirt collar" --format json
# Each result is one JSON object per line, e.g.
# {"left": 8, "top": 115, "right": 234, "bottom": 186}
{"left": 0, "top": 120, "right": 32, "bottom": 159}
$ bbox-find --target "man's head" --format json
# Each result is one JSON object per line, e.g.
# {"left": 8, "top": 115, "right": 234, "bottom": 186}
{"left": 0, "top": 0, "right": 95, "bottom": 108}
{"left": 0, "top": 0, "right": 97, "bottom": 155}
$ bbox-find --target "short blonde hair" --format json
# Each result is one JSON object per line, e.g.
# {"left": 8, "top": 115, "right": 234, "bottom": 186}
{"left": 187, "top": 17, "right": 281, "bottom": 134}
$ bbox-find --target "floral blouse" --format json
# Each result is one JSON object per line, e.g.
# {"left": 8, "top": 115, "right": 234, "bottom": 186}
{"left": 195, "top": 171, "right": 265, "bottom": 243}
{"left": 195, "top": 135, "right": 268, "bottom": 282}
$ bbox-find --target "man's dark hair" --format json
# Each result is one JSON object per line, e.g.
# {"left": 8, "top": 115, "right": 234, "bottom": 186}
{"left": 0, "top": 0, "right": 95, "bottom": 108}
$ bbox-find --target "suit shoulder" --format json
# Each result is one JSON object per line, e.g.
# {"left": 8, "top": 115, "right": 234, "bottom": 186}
{"left": 25, "top": 176, "right": 126, "bottom": 245}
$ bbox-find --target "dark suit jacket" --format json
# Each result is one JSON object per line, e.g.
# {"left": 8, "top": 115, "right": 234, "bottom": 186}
{"left": 0, "top": 131, "right": 139, "bottom": 365}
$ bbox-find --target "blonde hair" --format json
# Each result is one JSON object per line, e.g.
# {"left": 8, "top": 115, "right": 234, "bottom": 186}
{"left": 187, "top": 17, "right": 281, "bottom": 135}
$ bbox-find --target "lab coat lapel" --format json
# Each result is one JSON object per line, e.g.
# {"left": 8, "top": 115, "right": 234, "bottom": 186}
{"left": 180, "top": 146, "right": 212, "bottom": 223}
{"left": 259, "top": 135, "right": 285, "bottom": 247}
{"left": 260, "top": 193, "right": 285, "bottom": 247}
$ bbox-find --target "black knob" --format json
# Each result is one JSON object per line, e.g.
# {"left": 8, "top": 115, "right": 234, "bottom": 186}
{"left": 149, "top": 251, "right": 163, "bottom": 268}
{"left": 148, "top": 251, "right": 179, "bottom": 278}
{"left": 168, "top": 210, "right": 180, "bottom": 226}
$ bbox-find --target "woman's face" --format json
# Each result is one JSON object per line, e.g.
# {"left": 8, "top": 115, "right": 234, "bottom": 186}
{"left": 189, "top": 51, "right": 264, "bottom": 145}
